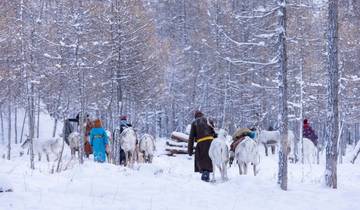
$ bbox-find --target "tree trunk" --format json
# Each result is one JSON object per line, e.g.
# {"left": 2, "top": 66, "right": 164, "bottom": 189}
{"left": 0, "top": 106, "right": 4, "bottom": 144}
{"left": 56, "top": 118, "right": 66, "bottom": 173}
{"left": 52, "top": 118, "right": 58, "bottom": 138}
{"left": 79, "top": 65, "right": 85, "bottom": 165}
{"left": 7, "top": 102, "right": 11, "bottom": 160}
{"left": 20, "top": 110, "right": 27, "bottom": 144}
{"left": 28, "top": 82, "right": 35, "bottom": 170}
{"left": 36, "top": 93, "right": 41, "bottom": 138}
{"left": 277, "top": 0, "right": 288, "bottom": 191}
{"left": 350, "top": 140, "right": 360, "bottom": 164}
{"left": 325, "top": 0, "right": 339, "bottom": 189}
{"left": 14, "top": 107, "right": 18, "bottom": 144}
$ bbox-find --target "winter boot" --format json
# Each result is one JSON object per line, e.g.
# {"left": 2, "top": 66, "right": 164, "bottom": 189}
{"left": 201, "top": 171, "right": 210, "bottom": 182}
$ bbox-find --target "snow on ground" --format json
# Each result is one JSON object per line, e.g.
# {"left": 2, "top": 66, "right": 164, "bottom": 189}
{"left": 0, "top": 138, "right": 359, "bottom": 210}
{"left": 0, "top": 175, "right": 12, "bottom": 192}
{"left": 0, "top": 110, "right": 359, "bottom": 210}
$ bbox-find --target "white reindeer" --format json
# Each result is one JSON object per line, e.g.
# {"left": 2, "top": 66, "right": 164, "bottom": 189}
{"left": 257, "top": 129, "right": 295, "bottom": 156}
{"left": 21, "top": 137, "right": 62, "bottom": 162}
{"left": 209, "top": 129, "right": 229, "bottom": 181}
{"left": 289, "top": 137, "right": 317, "bottom": 165}
{"left": 235, "top": 136, "right": 259, "bottom": 176}
{"left": 139, "top": 134, "right": 156, "bottom": 163}
{"left": 68, "top": 132, "right": 81, "bottom": 158}
{"left": 119, "top": 127, "right": 137, "bottom": 167}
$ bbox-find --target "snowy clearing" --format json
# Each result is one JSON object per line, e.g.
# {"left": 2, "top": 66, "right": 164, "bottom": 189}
{"left": 0, "top": 140, "right": 359, "bottom": 210}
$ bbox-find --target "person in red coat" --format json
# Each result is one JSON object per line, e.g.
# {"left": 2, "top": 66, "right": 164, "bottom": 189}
{"left": 303, "top": 119, "right": 318, "bottom": 147}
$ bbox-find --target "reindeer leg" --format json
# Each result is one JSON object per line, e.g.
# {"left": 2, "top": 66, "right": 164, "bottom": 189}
{"left": 211, "top": 163, "right": 216, "bottom": 182}
{"left": 223, "top": 163, "right": 228, "bottom": 180}
{"left": 253, "top": 164, "right": 257, "bottom": 176}
{"left": 46, "top": 153, "right": 50, "bottom": 162}
{"left": 271, "top": 145, "right": 275, "bottom": 154}
{"left": 38, "top": 153, "right": 41, "bottom": 161}
{"left": 149, "top": 155, "right": 153, "bottom": 163}
{"left": 125, "top": 152, "right": 128, "bottom": 167}
{"left": 244, "top": 163, "right": 248, "bottom": 175}
{"left": 238, "top": 163, "right": 243, "bottom": 175}
{"left": 264, "top": 143, "right": 268, "bottom": 156}
{"left": 220, "top": 163, "right": 225, "bottom": 181}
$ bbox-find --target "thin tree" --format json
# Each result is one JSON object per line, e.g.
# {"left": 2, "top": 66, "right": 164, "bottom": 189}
{"left": 277, "top": 0, "right": 289, "bottom": 191}
{"left": 325, "top": 0, "right": 339, "bottom": 189}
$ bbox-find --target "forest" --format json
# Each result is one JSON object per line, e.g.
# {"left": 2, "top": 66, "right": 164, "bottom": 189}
{"left": 0, "top": 0, "right": 359, "bottom": 190}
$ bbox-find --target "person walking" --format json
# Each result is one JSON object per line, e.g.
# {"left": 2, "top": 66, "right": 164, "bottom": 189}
{"left": 188, "top": 111, "right": 216, "bottom": 182}
{"left": 303, "top": 119, "right": 318, "bottom": 147}
{"left": 90, "top": 119, "right": 109, "bottom": 163}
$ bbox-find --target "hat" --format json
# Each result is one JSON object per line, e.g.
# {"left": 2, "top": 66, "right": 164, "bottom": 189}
{"left": 194, "top": 110, "right": 204, "bottom": 118}
{"left": 120, "top": 115, "right": 127, "bottom": 120}
{"left": 303, "top": 119, "right": 308, "bottom": 124}
{"left": 94, "top": 119, "right": 102, "bottom": 128}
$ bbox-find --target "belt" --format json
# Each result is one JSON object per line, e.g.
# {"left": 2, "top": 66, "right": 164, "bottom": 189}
{"left": 197, "top": 136, "right": 214, "bottom": 143}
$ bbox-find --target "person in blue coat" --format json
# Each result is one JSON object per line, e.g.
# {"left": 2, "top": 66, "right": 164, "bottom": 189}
{"left": 90, "top": 119, "right": 109, "bottom": 163}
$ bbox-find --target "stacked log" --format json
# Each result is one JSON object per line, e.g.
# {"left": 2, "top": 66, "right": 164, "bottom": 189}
{"left": 166, "top": 132, "right": 195, "bottom": 156}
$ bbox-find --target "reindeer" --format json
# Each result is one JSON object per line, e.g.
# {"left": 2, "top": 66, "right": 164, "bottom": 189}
{"left": 139, "top": 134, "right": 156, "bottom": 163}
{"left": 209, "top": 129, "right": 229, "bottom": 181}
{"left": 21, "top": 137, "right": 62, "bottom": 162}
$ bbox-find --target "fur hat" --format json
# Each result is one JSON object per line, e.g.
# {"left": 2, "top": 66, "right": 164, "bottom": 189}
{"left": 120, "top": 115, "right": 127, "bottom": 120}
{"left": 194, "top": 110, "right": 204, "bottom": 118}
{"left": 303, "top": 119, "right": 308, "bottom": 124}
{"left": 94, "top": 119, "right": 102, "bottom": 128}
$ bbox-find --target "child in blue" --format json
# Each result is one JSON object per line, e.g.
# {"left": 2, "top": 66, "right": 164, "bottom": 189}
{"left": 90, "top": 119, "right": 109, "bottom": 163}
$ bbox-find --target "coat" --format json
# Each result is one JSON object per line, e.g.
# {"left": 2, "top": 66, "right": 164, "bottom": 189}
{"left": 303, "top": 123, "right": 318, "bottom": 146}
{"left": 188, "top": 116, "right": 216, "bottom": 173}
{"left": 120, "top": 120, "right": 132, "bottom": 133}
{"left": 90, "top": 127, "right": 109, "bottom": 162}
{"left": 64, "top": 119, "right": 75, "bottom": 145}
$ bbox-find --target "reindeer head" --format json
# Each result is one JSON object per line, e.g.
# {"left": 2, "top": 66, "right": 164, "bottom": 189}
{"left": 217, "top": 129, "right": 228, "bottom": 139}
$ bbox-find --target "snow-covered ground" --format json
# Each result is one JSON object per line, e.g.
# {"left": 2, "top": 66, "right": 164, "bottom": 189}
{"left": 0, "top": 139, "right": 359, "bottom": 210}
{"left": 0, "top": 110, "right": 359, "bottom": 210}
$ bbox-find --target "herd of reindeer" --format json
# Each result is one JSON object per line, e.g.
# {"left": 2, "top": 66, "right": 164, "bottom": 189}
{"left": 20, "top": 120, "right": 156, "bottom": 167}
{"left": 208, "top": 128, "right": 318, "bottom": 182}
{"left": 19, "top": 120, "right": 318, "bottom": 181}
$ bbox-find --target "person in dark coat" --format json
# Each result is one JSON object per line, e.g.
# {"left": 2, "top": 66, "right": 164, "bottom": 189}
{"left": 63, "top": 119, "right": 74, "bottom": 145}
{"left": 115, "top": 115, "right": 132, "bottom": 165}
{"left": 303, "top": 119, "right": 318, "bottom": 147}
{"left": 68, "top": 113, "right": 90, "bottom": 125}
{"left": 67, "top": 113, "right": 93, "bottom": 157}
{"left": 119, "top": 115, "right": 132, "bottom": 133}
{"left": 188, "top": 111, "right": 216, "bottom": 182}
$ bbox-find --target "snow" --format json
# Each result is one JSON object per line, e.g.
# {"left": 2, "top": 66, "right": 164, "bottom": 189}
{"left": 0, "top": 140, "right": 359, "bottom": 210}
{"left": 171, "top": 131, "right": 189, "bottom": 140}
{"left": 254, "top": 33, "right": 276, "bottom": 38}
{"left": 251, "top": 82, "right": 263, "bottom": 88}
{"left": 1, "top": 112, "right": 360, "bottom": 210}
{"left": 0, "top": 175, "right": 12, "bottom": 192}
{"left": 43, "top": 53, "right": 61, "bottom": 60}
{"left": 184, "top": 46, "right": 192, "bottom": 51}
